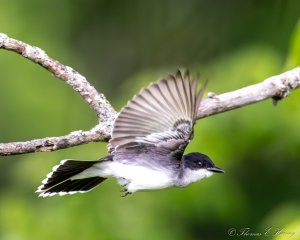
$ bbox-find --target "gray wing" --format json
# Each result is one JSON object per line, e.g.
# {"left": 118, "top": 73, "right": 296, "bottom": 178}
{"left": 108, "top": 70, "right": 205, "bottom": 158}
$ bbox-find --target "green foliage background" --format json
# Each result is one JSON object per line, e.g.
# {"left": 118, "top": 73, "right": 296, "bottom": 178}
{"left": 0, "top": 1, "right": 300, "bottom": 239}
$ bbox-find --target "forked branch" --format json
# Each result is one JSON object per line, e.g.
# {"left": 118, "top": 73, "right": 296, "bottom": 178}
{"left": 0, "top": 33, "right": 299, "bottom": 156}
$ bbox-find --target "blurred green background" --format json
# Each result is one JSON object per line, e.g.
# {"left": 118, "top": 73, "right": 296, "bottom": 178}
{"left": 1, "top": 0, "right": 300, "bottom": 239}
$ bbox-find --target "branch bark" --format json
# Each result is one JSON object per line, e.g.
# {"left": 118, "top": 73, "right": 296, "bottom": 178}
{"left": 0, "top": 33, "right": 117, "bottom": 136}
{"left": 0, "top": 33, "right": 299, "bottom": 156}
{"left": 0, "top": 127, "right": 106, "bottom": 156}
{"left": 0, "top": 33, "right": 116, "bottom": 156}
{"left": 197, "top": 67, "right": 300, "bottom": 118}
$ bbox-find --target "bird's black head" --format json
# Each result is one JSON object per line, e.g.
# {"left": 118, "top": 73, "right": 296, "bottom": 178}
{"left": 183, "top": 152, "right": 224, "bottom": 173}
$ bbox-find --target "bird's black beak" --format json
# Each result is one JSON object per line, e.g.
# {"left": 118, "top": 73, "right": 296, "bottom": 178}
{"left": 208, "top": 166, "right": 225, "bottom": 173}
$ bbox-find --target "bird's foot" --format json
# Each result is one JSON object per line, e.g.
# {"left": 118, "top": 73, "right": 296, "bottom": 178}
{"left": 118, "top": 178, "right": 131, "bottom": 197}
{"left": 120, "top": 188, "right": 131, "bottom": 197}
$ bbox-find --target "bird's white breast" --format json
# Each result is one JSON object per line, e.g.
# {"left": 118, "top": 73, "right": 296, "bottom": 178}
{"left": 179, "top": 168, "right": 213, "bottom": 187}
{"left": 107, "top": 162, "right": 174, "bottom": 192}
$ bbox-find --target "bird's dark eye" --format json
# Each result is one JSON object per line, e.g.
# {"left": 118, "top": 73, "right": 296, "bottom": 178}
{"left": 197, "top": 162, "right": 202, "bottom": 167}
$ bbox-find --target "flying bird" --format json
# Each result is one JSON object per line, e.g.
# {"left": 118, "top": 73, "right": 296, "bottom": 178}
{"left": 36, "top": 70, "right": 224, "bottom": 197}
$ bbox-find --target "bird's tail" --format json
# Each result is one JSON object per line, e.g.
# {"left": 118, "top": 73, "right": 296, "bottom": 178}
{"left": 36, "top": 157, "right": 111, "bottom": 197}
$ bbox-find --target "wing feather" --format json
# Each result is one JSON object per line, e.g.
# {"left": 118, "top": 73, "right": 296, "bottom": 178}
{"left": 108, "top": 70, "right": 205, "bottom": 156}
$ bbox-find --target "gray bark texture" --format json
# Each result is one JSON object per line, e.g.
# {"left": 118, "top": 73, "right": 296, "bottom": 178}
{"left": 0, "top": 33, "right": 299, "bottom": 156}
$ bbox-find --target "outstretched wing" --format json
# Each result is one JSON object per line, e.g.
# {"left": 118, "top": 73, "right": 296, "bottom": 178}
{"left": 108, "top": 70, "right": 205, "bottom": 158}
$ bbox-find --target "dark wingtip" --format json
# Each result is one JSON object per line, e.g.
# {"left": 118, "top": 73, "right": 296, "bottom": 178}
{"left": 183, "top": 69, "right": 190, "bottom": 81}
{"left": 174, "top": 69, "right": 183, "bottom": 82}
{"left": 175, "top": 69, "right": 191, "bottom": 80}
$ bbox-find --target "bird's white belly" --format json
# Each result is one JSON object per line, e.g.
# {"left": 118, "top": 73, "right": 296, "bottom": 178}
{"left": 109, "top": 162, "right": 174, "bottom": 192}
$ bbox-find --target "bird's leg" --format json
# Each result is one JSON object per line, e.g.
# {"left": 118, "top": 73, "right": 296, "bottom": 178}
{"left": 118, "top": 177, "right": 130, "bottom": 187}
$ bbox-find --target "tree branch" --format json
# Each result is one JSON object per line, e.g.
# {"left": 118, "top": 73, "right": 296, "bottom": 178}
{"left": 0, "top": 33, "right": 117, "bottom": 136}
{"left": 0, "top": 33, "right": 117, "bottom": 156}
{"left": 197, "top": 67, "right": 300, "bottom": 118}
{"left": 0, "top": 126, "right": 108, "bottom": 156}
{"left": 0, "top": 33, "right": 299, "bottom": 156}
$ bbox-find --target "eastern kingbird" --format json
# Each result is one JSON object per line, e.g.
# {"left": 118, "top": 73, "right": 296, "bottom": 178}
{"left": 37, "top": 70, "right": 224, "bottom": 197}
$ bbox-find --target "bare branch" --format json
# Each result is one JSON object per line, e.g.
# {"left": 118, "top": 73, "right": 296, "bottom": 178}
{"left": 0, "top": 33, "right": 117, "bottom": 131}
{"left": 0, "top": 125, "right": 109, "bottom": 156}
{"left": 197, "top": 67, "right": 300, "bottom": 118}
{"left": 0, "top": 33, "right": 117, "bottom": 156}
{"left": 0, "top": 33, "right": 299, "bottom": 156}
